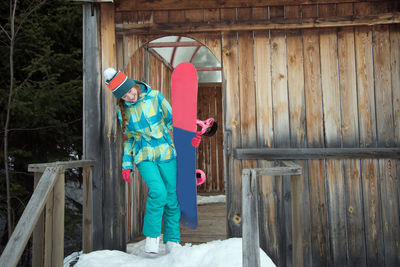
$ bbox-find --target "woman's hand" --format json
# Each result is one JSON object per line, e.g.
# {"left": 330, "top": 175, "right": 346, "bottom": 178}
{"left": 122, "top": 169, "right": 132, "bottom": 183}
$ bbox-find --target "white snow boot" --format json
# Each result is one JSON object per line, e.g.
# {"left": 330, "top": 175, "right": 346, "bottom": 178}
{"left": 165, "top": 241, "right": 182, "bottom": 253}
{"left": 144, "top": 236, "right": 160, "bottom": 254}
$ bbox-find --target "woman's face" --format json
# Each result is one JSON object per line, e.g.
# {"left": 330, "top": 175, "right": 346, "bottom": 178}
{"left": 121, "top": 85, "right": 139, "bottom": 103}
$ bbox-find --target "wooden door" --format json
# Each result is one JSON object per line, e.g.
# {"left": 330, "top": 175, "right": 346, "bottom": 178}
{"left": 196, "top": 83, "right": 224, "bottom": 193}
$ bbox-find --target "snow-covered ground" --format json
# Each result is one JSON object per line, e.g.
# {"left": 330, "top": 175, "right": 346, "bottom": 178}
{"left": 71, "top": 238, "right": 275, "bottom": 267}
{"left": 66, "top": 195, "right": 276, "bottom": 267}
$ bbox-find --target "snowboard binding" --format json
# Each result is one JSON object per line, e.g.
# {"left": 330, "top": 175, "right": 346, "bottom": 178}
{"left": 196, "top": 169, "right": 206, "bottom": 186}
{"left": 196, "top": 118, "right": 218, "bottom": 137}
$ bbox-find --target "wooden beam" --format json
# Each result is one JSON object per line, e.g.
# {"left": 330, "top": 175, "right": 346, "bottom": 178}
{"left": 116, "top": 0, "right": 360, "bottom": 11}
{"left": 28, "top": 160, "right": 95, "bottom": 173}
{"left": 0, "top": 167, "right": 61, "bottom": 267}
{"left": 234, "top": 148, "right": 400, "bottom": 160}
{"left": 242, "top": 169, "right": 261, "bottom": 267}
{"left": 116, "top": 12, "right": 400, "bottom": 34}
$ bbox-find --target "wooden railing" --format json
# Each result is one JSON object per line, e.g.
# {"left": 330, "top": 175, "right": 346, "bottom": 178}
{"left": 241, "top": 161, "right": 302, "bottom": 267}
{"left": 0, "top": 160, "right": 94, "bottom": 267}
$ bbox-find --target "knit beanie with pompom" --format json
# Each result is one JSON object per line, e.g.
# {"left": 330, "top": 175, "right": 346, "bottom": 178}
{"left": 104, "top": 67, "right": 136, "bottom": 99}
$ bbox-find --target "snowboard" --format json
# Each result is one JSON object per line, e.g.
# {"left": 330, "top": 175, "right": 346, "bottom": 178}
{"left": 171, "top": 62, "right": 199, "bottom": 229}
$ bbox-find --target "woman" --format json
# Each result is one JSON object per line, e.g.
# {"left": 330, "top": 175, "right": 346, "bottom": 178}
{"left": 104, "top": 67, "right": 181, "bottom": 254}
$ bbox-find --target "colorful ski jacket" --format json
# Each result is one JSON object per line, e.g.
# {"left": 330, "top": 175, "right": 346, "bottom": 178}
{"left": 117, "top": 83, "right": 176, "bottom": 170}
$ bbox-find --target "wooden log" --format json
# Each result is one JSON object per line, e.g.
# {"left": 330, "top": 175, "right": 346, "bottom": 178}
{"left": 238, "top": 31, "right": 256, "bottom": 148}
{"left": 222, "top": 28, "right": 242, "bottom": 237}
{"left": 242, "top": 169, "right": 261, "bottom": 267}
{"left": 270, "top": 29, "right": 292, "bottom": 266}
{"left": 101, "top": 2, "right": 125, "bottom": 250}
{"left": 338, "top": 25, "right": 366, "bottom": 266}
{"left": 83, "top": 166, "right": 93, "bottom": 253}
{"left": 52, "top": 168, "right": 65, "bottom": 266}
{"left": 254, "top": 31, "right": 273, "bottom": 148}
{"left": 362, "top": 159, "right": 384, "bottom": 266}
{"left": 271, "top": 30, "right": 290, "bottom": 149}
{"left": 303, "top": 28, "right": 324, "bottom": 148}
{"left": 0, "top": 167, "right": 61, "bottom": 267}
{"left": 379, "top": 159, "right": 400, "bottom": 266}
{"left": 115, "top": 12, "right": 400, "bottom": 34}
{"left": 238, "top": 28, "right": 258, "bottom": 197}
{"left": 221, "top": 24, "right": 242, "bottom": 237}
{"left": 390, "top": 24, "right": 400, "bottom": 145}
{"left": 373, "top": 24, "right": 394, "bottom": 147}
{"left": 257, "top": 160, "right": 279, "bottom": 263}
{"left": 343, "top": 159, "right": 366, "bottom": 266}
{"left": 320, "top": 28, "right": 341, "bottom": 147}
{"left": 338, "top": 27, "right": 359, "bottom": 147}
{"left": 290, "top": 160, "right": 312, "bottom": 267}
{"left": 44, "top": 188, "right": 54, "bottom": 267}
{"left": 80, "top": 3, "right": 104, "bottom": 248}
{"left": 235, "top": 147, "right": 400, "bottom": 159}
{"left": 355, "top": 26, "right": 376, "bottom": 147}
{"left": 32, "top": 172, "right": 44, "bottom": 267}
{"left": 287, "top": 29, "right": 306, "bottom": 148}
{"left": 326, "top": 159, "right": 347, "bottom": 266}
{"left": 28, "top": 160, "right": 95, "bottom": 173}
{"left": 116, "top": 0, "right": 361, "bottom": 11}
{"left": 309, "top": 159, "right": 329, "bottom": 266}
{"left": 249, "top": 165, "right": 302, "bottom": 176}
{"left": 320, "top": 26, "right": 347, "bottom": 266}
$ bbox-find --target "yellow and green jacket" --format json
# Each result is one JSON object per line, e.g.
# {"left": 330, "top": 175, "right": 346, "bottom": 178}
{"left": 117, "top": 84, "right": 176, "bottom": 170}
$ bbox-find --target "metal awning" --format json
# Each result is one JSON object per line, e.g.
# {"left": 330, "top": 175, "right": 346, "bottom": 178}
{"left": 148, "top": 36, "right": 222, "bottom": 83}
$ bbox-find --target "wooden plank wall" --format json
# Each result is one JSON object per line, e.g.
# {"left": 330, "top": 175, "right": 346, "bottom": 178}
{"left": 222, "top": 6, "right": 399, "bottom": 267}
{"left": 111, "top": 1, "right": 400, "bottom": 265}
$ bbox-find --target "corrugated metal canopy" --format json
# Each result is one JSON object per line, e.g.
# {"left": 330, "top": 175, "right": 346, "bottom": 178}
{"left": 149, "top": 36, "right": 222, "bottom": 83}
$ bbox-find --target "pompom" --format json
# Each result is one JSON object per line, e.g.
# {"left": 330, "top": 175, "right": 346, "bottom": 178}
{"left": 104, "top": 68, "right": 117, "bottom": 80}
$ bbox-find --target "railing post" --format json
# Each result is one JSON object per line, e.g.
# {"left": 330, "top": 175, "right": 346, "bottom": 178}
{"left": 32, "top": 172, "right": 44, "bottom": 267}
{"left": 242, "top": 169, "right": 261, "bottom": 267}
{"left": 52, "top": 166, "right": 65, "bottom": 266}
{"left": 83, "top": 166, "right": 93, "bottom": 253}
{"left": 44, "top": 166, "right": 65, "bottom": 267}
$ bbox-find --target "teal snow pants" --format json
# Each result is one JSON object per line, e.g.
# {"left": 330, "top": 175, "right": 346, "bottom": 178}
{"left": 137, "top": 159, "right": 180, "bottom": 243}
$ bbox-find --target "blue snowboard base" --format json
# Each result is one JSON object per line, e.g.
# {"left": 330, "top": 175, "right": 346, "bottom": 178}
{"left": 174, "top": 127, "right": 198, "bottom": 229}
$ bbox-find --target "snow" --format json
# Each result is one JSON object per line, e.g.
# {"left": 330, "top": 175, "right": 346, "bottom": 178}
{"left": 73, "top": 238, "right": 275, "bottom": 267}
{"left": 197, "top": 194, "right": 225, "bottom": 205}
{"left": 68, "top": 195, "right": 275, "bottom": 267}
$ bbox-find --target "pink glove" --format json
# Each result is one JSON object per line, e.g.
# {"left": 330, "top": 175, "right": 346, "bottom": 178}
{"left": 122, "top": 169, "right": 132, "bottom": 183}
{"left": 192, "top": 134, "right": 201, "bottom": 148}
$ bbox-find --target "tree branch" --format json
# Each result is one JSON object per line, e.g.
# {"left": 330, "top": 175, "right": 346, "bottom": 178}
{"left": 1, "top": 118, "right": 82, "bottom": 134}
{"left": 0, "top": 24, "right": 11, "bottom": 40}
{"left": 15, "top": 0, "right": 47, "bottom": 38}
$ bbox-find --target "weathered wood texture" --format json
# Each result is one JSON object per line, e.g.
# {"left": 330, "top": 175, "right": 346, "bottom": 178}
{"left": 180, "top": 201, "right": 227, "bottom": 244}
{"left": 0, "top": 167, "right": 63, "bottom": 267}
{"left": 92, "top": 1, "right": 400, "bottom": 266}
{"left": 223, "top": 21, "right": 399, "bottom": 267}
{"left": 115, "top": 1, "right": 400, "bottom": 34}
{"left": 197, "top": 84, "right": 225, "bottom": 193}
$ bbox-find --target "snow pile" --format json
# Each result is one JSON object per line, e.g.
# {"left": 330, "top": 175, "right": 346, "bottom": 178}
{"left": 74, "top": 238, "right": 275, "bottom": 267}
{"left": 197, "top": 194, "right": 225, "bottom": 205}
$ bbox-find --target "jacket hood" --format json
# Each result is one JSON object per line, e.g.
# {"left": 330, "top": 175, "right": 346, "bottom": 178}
{"left": 125, "top": 81, "right": 151, "bottom": 106}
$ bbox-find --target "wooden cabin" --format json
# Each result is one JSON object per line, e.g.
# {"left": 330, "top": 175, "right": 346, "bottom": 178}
{"left": 82, "top": 0, "right": 400, "bottom": 266}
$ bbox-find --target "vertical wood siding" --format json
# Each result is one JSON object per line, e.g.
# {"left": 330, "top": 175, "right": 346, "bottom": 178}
{"left": 108, "top": 1, "right": 400, "bottom": 265}
{"left": 218, "top": 23, "right": 400, "bottom": 266}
